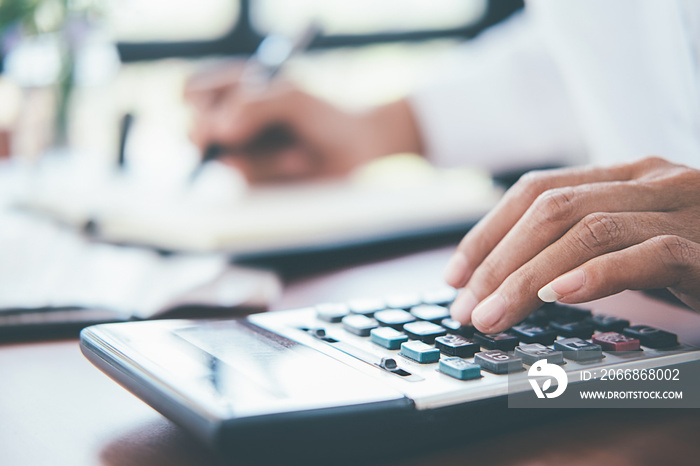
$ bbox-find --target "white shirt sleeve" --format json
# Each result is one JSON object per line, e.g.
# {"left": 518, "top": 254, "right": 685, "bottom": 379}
{"left": 411, "top": 1, "right": 700, "bottom": 173}
{"left": 410, "top": 11, "right": 587, "bottom": 174}
{"left": 528, "top": 0, "right": 700, "bottom": 169}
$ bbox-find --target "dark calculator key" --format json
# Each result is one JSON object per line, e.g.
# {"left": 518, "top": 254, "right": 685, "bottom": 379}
{"left": 439, "top": 357, "right": 481, "bottom": 380}
{"left": 422, "top": 287, "right": 457, "bottom": 306}
{"left": 592, "top": 332, "right": 640, "bottom": 352}
{"left": 370, "top": 327, "right": 408, "bottom": 350}
{"left": 511, "top": 324, "right": 557, "bottom": 345}
{"left": 544, "top": 303, "right": 592, "bottom": 323}
{"left": 435, "top": 335, "right": 480, "bottom": 358}
{"left": 515, "top": 343, "right": 564, "bottom": 365}
{"left": 316, "top": 303, "right": 349, "bottom": 323}
{"left": 474, "top": 332, "right": 519, "bottom": 351}
{"left": 524, "top": 306, "right": 557, "bottom": 326}
{"left": 554, "top": 338, "right": 603, "bottom": 361}
{"left": 550, "top": 321, "right": 595, "bottom": 339}
{"left": 623, "top": 325, "right": 679, "bottom": 349}
{"left": 400, "top": 340, "right": 441, "bottom": 363}
{"left": 374, "top": 309, "right": 416, "bottom": 330}
{"left": 341, "top": 314, "right": 378, "bottom": 337}
{"left": 440, "top": 318, "right": 476, "bottom": 337}
{"left": 474, "top": 350, "right": 523, "bottom": 374}
{"left": 587, "top": 314, "right": 630, "bottom": 333}
{"left": 385, "top": 293, "right": 422, "bottom": 310}
{"left": 348, "top": 298, "right": 385, "bottom": 316}
{"left": 410, "top": 304, "right": 450, "bottom": 322}
{"left": 403, "top": 321, "right": 447, "bottom": 343}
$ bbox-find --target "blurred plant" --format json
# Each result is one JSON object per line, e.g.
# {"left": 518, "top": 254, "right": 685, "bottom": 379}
{"left": 1, "top": 0, "right": 104, "bottom": 147}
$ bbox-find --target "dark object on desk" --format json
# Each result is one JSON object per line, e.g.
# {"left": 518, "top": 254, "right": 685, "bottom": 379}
{"left": 235, "top": 220, "right": 471, "bottom": 280}
{"left": 190, "top": 124, "right": 296, "bottom": 183}
{"left": 0, "top": 307, "right": 129, "bottom": 343}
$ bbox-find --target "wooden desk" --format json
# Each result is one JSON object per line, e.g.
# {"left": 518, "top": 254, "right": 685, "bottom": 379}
{"left": 2, "top": 247, "right": 700, "bottom": 466}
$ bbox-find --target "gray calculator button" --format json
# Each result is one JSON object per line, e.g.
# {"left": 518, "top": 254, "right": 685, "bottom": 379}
{"left": 410, "top": 304, "right": 451, "bottom": 322}
{"left": 554, "top": 337, "right": 603, "bottom": 361}
{"left": 421, "top": 287, "right": 457, "bottom": 306}
{"left": 316, "top": 303, "right": 349, "bottom": 323}
{"left": 341, "top": 314, "right": 378, "bottom": 336}
{"left": 474, "top": 350, "right": 523, "bottom": 374}
{"left": 403, "top": 321, "right": 447, "bottom": 343}
{"left": 374, "top": 309, "right": 416, "bottom": 330}
{"left": 515, "top": 343, "right": 564, "bottom": 365}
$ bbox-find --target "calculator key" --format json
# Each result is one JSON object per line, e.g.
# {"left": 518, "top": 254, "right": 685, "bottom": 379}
{"left": 410, "top": 304, "right": 450, "bottom": 323}
{"left": 550, "top": 321, "right": 595, "bottom": 339}
{"left": 587, "top": 314, "right": 630, "bottom": 333}
{"left": 440, "top": 318, "right": 476, "bottom": 337}
{"left": 511, "top": 324, "right": 557, "bottom": 345}
{"left": 473, "top": 332, "right": 519, "bottom": 351}
{"left": 316, "top": 303, "right": 349, "bottom": 323}
{"left": 514, "top": 343, "right": 564, "bottom": 365}
{"left": 385, "top": 293, "right": 422, "bottom": 310}
{"left": 554, "top": 338, "right": 603, "bottom": 361}
{"left": 370, "top": 327, "right": 409, "bottom": 350}
{"left": 348, "top": 298, "right": 385, "bottom": 316}
{"left": 400, "top": 340, "right": 441, "bottom": 364}
{"left": 374, "top": 309, "right": 416, "bottom": 330}
{"left": 341, "top": 314, "right": 378, "bottom": 336}
{"left": 435, "top": 335, "right": 480, "bottom": 358}
{"left": 422, "top": 287, "right": 457, "bottom": 306}
{"left": 439, "top": 357, "right": 481, "bottom": 380}
{"left": 474, "top": 350, "right": 523, "bottom": 374}
{"left": 545, "top": 303, "right": 592, "bottom": 323}
{"left": 592, "top": 332, "right": 640, "bottom": 352}
{"left": 524, "top": 306, "right": 557, "bottom": 326}
{"left": 403, "top": 321, "right": 447, "bottom": 343}
{"left": 623, "top": 325, "right": 679, "bottom": 349}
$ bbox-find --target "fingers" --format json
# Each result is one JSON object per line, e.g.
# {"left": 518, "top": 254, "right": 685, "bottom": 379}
{"left": 539, "top": 235, "right": 700, "bottom": 307}
{"left": 449, "top": 179, "right": 674, "bottom": 326}
{"left": 220, "top": 146, "right": 320, "bottom": 183}
{"left": 210, "top": 83, "right": 304, "bottom": 146}
{"left": 468, "top": 212, "right": 677, "bottom": 333}
{"left": 444, "top": 163, "right": 641, "bottom": 290}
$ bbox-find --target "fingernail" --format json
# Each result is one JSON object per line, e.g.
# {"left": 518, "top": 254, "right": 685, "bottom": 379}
{"left": 450, "top": 288, "right": 479, "bottom": 324}
{"left": 472, "top": 294, "right": 506, "bottom": 330}
{"left": 443, "top": 252, "right": 469, "bottom": 287}
{"left": 538, "top": 270, "right": 586, "bottom": 302}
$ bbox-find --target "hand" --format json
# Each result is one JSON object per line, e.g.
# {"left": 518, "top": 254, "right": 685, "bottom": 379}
{"left": 444, "top": 156, "right": 700, "bottom": 333}
{"left": 185, "top": 65, "right": 423, "bottom": 183}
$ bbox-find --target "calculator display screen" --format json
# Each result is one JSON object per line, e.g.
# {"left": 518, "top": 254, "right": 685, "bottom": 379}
{"left": 134, "top": 320, "right": 406, "bottom": 418}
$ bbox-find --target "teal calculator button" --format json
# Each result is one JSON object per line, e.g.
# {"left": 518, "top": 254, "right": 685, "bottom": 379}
{"left": 439, "top": 357, "right": 481, "bottom": 380}
{"left": 399, "top": 340, "right": 440, "bottom": 363}
{"left": 370, "top": 327, "right": 408, "bottom": 349}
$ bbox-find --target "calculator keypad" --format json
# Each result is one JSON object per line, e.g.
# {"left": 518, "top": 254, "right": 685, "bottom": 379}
{"left": 309, "top": 292, "right": 682, "bottom": 383}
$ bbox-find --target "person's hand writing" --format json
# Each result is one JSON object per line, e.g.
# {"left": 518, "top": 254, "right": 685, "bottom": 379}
{"left": 185, "top": 66, "right": 422, "bottom": 183}
{"left": 444, "top": 156, "right": 700, "bottom": 333}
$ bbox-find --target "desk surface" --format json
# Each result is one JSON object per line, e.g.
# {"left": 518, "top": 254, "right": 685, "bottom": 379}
{"left": 2, "top": 247, "right": 700, "bottom": 466}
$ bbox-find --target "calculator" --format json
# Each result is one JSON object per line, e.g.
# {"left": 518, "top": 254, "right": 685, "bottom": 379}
{"left": 80, "top": 288, "right": 700, "bottom": 462}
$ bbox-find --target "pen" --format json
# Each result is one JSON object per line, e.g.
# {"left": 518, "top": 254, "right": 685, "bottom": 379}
{"left": 190, "top": 23, "right": 321, "bottom": 183}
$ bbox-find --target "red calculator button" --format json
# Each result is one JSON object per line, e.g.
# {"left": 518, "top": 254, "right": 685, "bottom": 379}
{"left": 592, "top": 332, "right": 640, "bottom": 351}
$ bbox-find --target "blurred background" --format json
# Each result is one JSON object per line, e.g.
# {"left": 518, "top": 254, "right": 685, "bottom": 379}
{"left": 0, "top": 0, "right": 522, "bottom": 175}
{"left": 0, "top": 0, "right": 522, "bottom": 334}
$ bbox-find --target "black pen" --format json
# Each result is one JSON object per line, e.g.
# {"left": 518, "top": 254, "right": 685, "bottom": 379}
{"left": 190, "top": 23, "right": 321, "bottom": 183}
